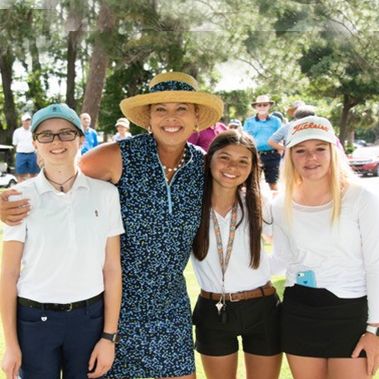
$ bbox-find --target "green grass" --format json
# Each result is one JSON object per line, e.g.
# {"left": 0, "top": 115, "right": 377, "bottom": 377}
{"left": 0, "top": 224, "right": 377, "bottom": 379}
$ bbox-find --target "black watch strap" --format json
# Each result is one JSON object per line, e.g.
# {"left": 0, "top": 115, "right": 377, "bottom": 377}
{"left": 101, "top": 332, "right": 120, "bottom": 343}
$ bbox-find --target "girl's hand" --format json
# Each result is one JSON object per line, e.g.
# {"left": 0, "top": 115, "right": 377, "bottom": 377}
{"left": 87, "top": 339, "right": 115, "bottom": 378}
{"left": 1, "top": 345, "right": 22, "bottom": 379}
{"left": 352, "top": 332, "right": 379, "bottom": 376}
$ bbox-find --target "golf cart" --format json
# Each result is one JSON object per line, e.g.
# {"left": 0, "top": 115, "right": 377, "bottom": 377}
{"left": 0, "top": 144, "right": 17, "bottom": 188}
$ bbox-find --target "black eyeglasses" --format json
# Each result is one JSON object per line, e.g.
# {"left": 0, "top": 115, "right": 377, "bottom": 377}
{"left": 34, "top": 130, "right": 79, "bottom": 144}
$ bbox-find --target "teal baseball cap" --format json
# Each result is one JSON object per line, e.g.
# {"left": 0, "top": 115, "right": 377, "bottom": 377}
{"left": 31, "top": 104, "right": 83, "bottom": 133}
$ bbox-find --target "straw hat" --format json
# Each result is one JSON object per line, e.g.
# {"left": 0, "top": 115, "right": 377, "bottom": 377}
{"left": 287, "top": 100, "right": 305, "bottom": 117}
{"left": 119, "top": 72, "right": 224, "bottom": 130}
{"left": 251, "top": 95, "right": 275, "bottom": 107}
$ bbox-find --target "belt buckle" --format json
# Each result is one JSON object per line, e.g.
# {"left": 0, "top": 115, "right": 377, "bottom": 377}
{"left": 66, "top": 303, "right": 73, "bottom": 312}
{"left": 229, "top": 293, "right": 241, "bottom": 302}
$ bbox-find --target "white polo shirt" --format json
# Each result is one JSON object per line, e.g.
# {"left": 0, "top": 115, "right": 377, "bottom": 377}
{"left": 191, "top": 194, "right": 273, "bottom": 293}
{"left": 12, "top": 126, "right": 35, "bottom": 153}
{"left": 3, "top": 170, "right": 124, "bottom": 303}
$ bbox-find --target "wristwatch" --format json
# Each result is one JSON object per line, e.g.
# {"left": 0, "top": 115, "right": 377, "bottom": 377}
{"left": 366, "top": 325, "right": 379, "bottom": 336}
{"left": 101, "top": 332, "right": 120, "bottom": 343}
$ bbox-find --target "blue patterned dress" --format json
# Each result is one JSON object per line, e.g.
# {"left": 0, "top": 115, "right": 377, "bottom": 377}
{"left": 108, "top": 134, "right": 204, "bottom": 378}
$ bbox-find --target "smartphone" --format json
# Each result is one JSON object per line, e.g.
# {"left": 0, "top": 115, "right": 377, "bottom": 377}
{"left": 296, "top": 270, "right": 317, "bottom": 288}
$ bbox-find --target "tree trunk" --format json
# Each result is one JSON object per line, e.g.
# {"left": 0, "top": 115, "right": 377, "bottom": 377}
{"left": 29, "top": 35, "right": 44, "bottom": 111}
{"left": 66, "top": 4, "right": 84, "bottom": 110}
{"left": 0, "top": 45, "right": 18, "bottom": 144}
{"left": 339, "top": 94, "right": 359, "bottom": 147}
{"left": 81, "top": 1, "right": 116, "bottom": 128}
{"left": 67, "top": 31, "right": 80, "bottom": 109}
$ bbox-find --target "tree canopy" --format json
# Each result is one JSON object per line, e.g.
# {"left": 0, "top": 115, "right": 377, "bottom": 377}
{"left": 1, "top": 0, "right": 379, "bottom": 145}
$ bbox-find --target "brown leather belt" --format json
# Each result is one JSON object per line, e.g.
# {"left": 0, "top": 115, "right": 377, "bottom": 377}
{"left": 200, "top": 282, "right": 276, "bottom": 302}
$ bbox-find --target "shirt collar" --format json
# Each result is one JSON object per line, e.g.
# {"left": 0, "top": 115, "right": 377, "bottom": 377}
{"left": 255, "top": 114, "right": 271, "bottom": 121}
{"left": 35, "top": 168, "right": 89, "bottom": 195}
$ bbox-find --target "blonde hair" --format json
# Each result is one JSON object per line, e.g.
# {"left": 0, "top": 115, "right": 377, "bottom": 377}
{"left": 282, "top": 143, "right": 357, "bottom": 224}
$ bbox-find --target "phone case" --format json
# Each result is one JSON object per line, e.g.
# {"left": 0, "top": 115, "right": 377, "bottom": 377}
{"left": 296, "top": 270, "right": 317, "bottom": 288}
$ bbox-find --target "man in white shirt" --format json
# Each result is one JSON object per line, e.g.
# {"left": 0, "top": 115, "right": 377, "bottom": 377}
{"left": 12, "top": 113, "right": 40, "bottom": 182}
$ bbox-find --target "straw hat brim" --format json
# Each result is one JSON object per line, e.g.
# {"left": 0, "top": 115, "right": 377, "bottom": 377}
{"left": 287, "top": 107, "right": 297, "bottom": 117}
{"left": 120, "top": 91, "right": 224, "bottom": 130}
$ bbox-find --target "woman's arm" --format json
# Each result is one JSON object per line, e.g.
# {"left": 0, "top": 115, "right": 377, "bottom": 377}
{"left": 87, "top": 235, "right": 122, "bottom": 379}
{"left": 0, "top": 142, "right": 123, "bottom": 226}
{"left": 79, "top": 142, "right": 123, "bottom": 184}
{"left": 0, "top": 241, "right": 23, "bottom": 379}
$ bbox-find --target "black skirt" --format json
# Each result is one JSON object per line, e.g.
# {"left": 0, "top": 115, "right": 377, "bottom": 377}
{"left": 281, "top": 285, "right": 367, "bottom": 358}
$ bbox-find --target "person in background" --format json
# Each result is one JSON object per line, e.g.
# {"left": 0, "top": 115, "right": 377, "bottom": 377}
{"left": 80, "top": 112, "right": 99, "bottom": 154}
{"left": 12, "top": 113, "right": 40, "bottom": 182}
{"left": 268, "top": 104, "right": 316, "bottom": 156}
{"left": 0, "top": 104, "right": 124, "bottom": 379}
{"left": 286, "top": 100, "right": 306, "bottom": 119}
{"left": 227, "top": 119, "right": 243, "bottom": 131}
{"left": 271, "top": 116, "right": 379, "bottom": 379}
{"left": 113, "top": 118, "right": 132, "bottom": 141}
{"left": 271, "top": 111, "right": 286, "bottom": 124}
{"left": 188, "top": 120, "right": 227, "bottom": 152}
{"left": 191, "top": 130, "right": 282, "bottom": 379}
{"left": 243, "top": 95, "right": 281, "bottom": 191}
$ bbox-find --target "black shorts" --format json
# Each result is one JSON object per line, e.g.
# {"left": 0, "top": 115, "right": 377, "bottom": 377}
{"left": 192, "top": 293, "right": 281, "bottom": 357}
{"left": 281, "top": 285, "right": 367, "bottom": 358}
{"left": 259, "top": 151, "right": 281, "bottom": 184}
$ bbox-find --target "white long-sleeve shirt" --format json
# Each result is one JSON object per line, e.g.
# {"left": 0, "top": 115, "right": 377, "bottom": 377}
{"left": 191, "top": 194, "right": 273, "bottom": 293}
{"left": 271, "top": 183, "right": 379, "bottom": 322}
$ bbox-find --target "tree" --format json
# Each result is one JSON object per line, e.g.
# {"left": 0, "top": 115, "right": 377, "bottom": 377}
{"left": 0, "top": 4, "right": 41, "bottom": 142}
{"left": 229, "top": 0, "right": 379, "bottom": 144}
{"left": 0, "top": 44, "right": 17, "bottom": 143}
{"left": 81, "top": 0, "right": 116, "bottom": 126}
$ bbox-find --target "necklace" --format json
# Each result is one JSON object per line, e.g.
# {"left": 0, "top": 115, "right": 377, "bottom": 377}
{"left": 301, "top": 187, "right": 331, "bottom": 206}
{"left": 46, "top": 172, "right": 78, "bottom": 192}
{"left": 162, "top": 151, "right": 186, "bottom": 173}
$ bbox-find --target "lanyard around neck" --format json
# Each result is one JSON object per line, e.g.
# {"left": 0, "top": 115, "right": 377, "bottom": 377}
{"left": 211, "top": 201, "right": 238, "bottom": 279}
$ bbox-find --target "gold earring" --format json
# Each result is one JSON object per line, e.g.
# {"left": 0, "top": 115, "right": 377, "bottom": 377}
{"left": 194, "top": 123, "right": 200, "bottom": 132}
{"left": 147, "top": 125, "right": 152, "bottom": 133}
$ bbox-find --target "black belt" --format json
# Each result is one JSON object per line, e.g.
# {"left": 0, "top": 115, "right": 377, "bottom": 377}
{"left": 18, "top": 293, "right": 103, "bottom": 312}
{"left": 18, "top": 152, "right": 35, "bottom": 155}
{"left": 259, "top": 150, "right": 277, "bottom": 156}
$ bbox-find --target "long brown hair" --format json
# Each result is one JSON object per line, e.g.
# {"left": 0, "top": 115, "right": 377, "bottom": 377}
{"left": 192, "top": 129, "right": 263, "bottom": 268}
